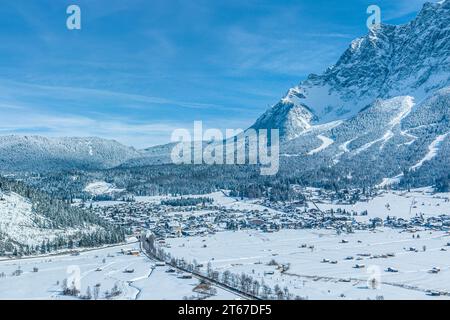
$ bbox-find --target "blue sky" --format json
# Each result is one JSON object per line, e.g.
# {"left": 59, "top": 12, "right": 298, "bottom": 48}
{"left": 0, "top": 0, "right": 438, "bottom": 147}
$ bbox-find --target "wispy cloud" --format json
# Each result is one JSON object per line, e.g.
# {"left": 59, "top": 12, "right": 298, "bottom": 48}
{"left": 0, "top": 79, "right": 230, "bottom": 111}
{"left": 215, "top": 27, "right": 347, "bottom": 77}
{"left": 0, "top": 79, "right": 258, "bottom": 147}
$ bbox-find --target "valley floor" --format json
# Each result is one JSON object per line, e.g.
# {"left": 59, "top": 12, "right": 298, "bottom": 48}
{"left": 164, "top": 228, "right": 450, "bottom": 300}
{"left": 0, "top": 241, "right": 239, "bottom": 300}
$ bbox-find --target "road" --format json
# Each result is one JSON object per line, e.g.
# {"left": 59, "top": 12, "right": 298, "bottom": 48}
{"left": 139, "top": 237, "right": 258, "bottom": 300}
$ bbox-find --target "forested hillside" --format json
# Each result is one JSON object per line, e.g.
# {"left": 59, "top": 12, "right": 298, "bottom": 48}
{"left": 0, "top": 176, "right": 125, "bottom": 256}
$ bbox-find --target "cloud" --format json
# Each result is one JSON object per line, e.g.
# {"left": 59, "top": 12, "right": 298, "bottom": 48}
{"left": 0, "top": 79, "right": 258, "bottom": 147}
{"left": 217, "top": 27, "right": 345, "bottom": 77}
{"left": 0, "top": 79, "right": 230, "bottom": 111}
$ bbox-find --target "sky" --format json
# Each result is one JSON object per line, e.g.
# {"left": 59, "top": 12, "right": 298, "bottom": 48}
{"left": 0, "top": 0, "right": 439, "bottom": 148}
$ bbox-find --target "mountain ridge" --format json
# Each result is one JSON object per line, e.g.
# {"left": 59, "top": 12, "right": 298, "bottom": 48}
{"left": 0, "top": 135, "right": 140, "bottom": 172}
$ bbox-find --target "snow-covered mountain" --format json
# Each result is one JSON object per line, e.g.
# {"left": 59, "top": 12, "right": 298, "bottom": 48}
{"left": 251, "top": 92, "right": 317, "bottom": 141}
{"left": 0, "top": 136, "right": 140, "bottom": 172}
{"left": 252, "top": 0, "right": 450, "bottom": 141}
{"left": 123, "top": 1, "right": 449, "bottom": 188}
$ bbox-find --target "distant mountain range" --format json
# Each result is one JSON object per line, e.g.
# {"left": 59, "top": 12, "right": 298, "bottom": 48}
{"left": 0, "top": 136, "right": 140, "bottom": 172}
{"left": 0, "top": 1, "right": 449, "bottom": 189}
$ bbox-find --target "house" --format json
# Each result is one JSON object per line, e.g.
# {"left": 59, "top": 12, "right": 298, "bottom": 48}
{"left": 429, "top": 267, "right": 441, "bottom": 274}
{"left": 193, "top": 282, "right": 214, "bottom": 295}
{"left": 128, "top": 250, "right": 140, "bottom": 256}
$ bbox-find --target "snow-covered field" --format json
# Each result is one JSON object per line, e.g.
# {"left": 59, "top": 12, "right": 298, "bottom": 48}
{"left": 130, "top": 189, "right": 450, "bottom": 222}
{"left": 0, "top": 243, "right": 239, "bottom": 300}
{"left": 309, "top": 188, "right": 450, "bottom": 222}
{"left": 164, "top": 228, "right": 450, "bottom": 300}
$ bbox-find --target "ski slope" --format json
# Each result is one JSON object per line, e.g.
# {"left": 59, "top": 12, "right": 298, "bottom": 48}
{"left": 308, "top": 135, "right": 334, "bottom": 155}
{"left": 410, "top": 133, "right": 449, "bottom": 171}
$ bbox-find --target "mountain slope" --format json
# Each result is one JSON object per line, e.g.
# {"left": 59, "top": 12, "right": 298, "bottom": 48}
{"left": 0, "top": 136, "right": 141, "bottom": 173}
{"left": 279, "top": 87, "right": 450, "bottom": 188}
{"left": 251, "top": 89, "right": 317, "bottom": 141}
{"left": 0, "top": 176, "right": 125, "bottom": 256}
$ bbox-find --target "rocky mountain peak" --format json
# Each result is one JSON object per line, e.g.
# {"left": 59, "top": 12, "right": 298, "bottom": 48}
{"left": 249, "top": 1, "right": 450, "bottom": 141}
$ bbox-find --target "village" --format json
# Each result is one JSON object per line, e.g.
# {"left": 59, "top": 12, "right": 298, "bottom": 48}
{"left": 81, "top": 189, "right": 450, "bottom": 241}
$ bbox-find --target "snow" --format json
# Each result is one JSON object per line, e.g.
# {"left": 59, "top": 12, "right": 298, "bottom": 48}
{"left": 307, "top": 135, "right": 334, "bottom": 155}
{"left": 164, "top": 228, "right": 450, "bottom": 300}
{"left": 379, "top": 130, "right": 394, "bottom": 150}
{"left": 377, "top": 175, "right": 403, "bottom": 188}
{"left": 132, "top": 190, "right": 449, "bottom": 223}
{"left": 389, "top": 96, "right": 414, "bottom": 126}
{"left": 0, "top": 243, "right": 239, "bottom": 300}
{"left": 84, "top": 181, "right": 125, "bottom": 196}
{"left": 410, "top": 133, "right": 449, "bottom": 171}
{"left": 399, "top": 130, "right": 418, "bottom": 146}
{"left": 354, "top": 136, "right": 385, "bottom": 154}
{"left": 132, "top": 191, "right": 283, "bottom": 215}
{"left": 332, "top": 138, "right": 357, "bottom": 164}
{"left": 353, "top": 96, "right": 415, "bottom": 154}
{"left": 311, "top": 189, "right": 450, "bottom": 222}
{"left": 0, "top": 135, "right": 140, "bottom": 172}
{"left": 339, "top": 139, "right": 355, "bottom": 153}
{"left": 0, "top": 191, "right": 94, "bottom": 247}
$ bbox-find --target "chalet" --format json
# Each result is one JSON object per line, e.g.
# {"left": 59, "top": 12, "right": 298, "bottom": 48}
{"left": 128, "top": 250, "right": 140, "bottom": 256}
{"left": 429, "top": 267, "right": 441, "bottom": 274}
